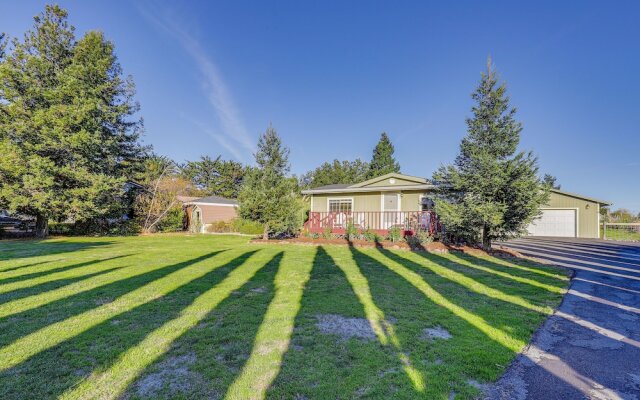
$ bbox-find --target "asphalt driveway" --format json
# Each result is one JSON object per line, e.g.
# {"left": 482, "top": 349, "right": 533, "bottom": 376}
{"left": 488, "top": 237, "right": 640, "bottom": 400}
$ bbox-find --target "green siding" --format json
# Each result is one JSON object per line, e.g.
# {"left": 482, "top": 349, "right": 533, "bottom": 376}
{"left": 311, "top": 193, "right": 379, "bottom": 212}
{"left": 544, "top": 192, "right": 600, "bottom": 238}
{"left": 311, "top": 189, "right": 601, "bottom": 238}
{"left": 310, "top": 190, "right": 428, "bottom": 212}
{"left": 401, "top": 191, "right": 425, "bottom": 211}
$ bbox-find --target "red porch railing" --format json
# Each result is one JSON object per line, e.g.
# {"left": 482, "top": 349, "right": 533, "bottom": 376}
{"left": 304, "top": 211, "right": 440, "bottom": 236}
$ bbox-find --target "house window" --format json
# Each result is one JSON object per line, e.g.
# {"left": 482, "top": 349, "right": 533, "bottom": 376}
{"left": 328, "top": 199, "right": 353, "bottom": 213}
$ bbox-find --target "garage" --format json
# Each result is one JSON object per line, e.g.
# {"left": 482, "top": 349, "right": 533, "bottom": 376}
{"left": 527, "top": 209, "right": 577, "bottom": 237}
{"left": 526, "top": 189, "right": 611, "bottom": 238}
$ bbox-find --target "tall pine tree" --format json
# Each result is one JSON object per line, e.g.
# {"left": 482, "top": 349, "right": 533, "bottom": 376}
{"left": 0, "top": 6, "right": 145, "bottom": 237}
{"left": 238, "top": 125, "right": 302, "bottom": 239}
{"left": 433, "top": 59, "right": 547, "bottom": 250}
{"left": 368, "top": 132, "right": 400, "bottom": 178}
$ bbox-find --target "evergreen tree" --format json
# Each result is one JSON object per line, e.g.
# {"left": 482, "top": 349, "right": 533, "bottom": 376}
{"left": 181, "top": 155, "right": 246, "bottom": 198}
{"left": 0, "top": 6, "right": 145, "bottom": 237}
{"left": 238, "top": 125, "right": 302, "bottom": 239}
{"left": 368, "top": 132, "right": 401, "bottom": 178}
{"left": 433, "top": 60, "right": 547, "bottom": 250}
{"left": 542, "top": 174, "right": 561, "bottom": 189}
{"left": 300, "top": 159, "right": 369, "bottom": 188}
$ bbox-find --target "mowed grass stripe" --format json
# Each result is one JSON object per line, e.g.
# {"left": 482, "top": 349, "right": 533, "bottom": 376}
{"left": 0, "top": 255, "right": 133, "bottom": 294}
{"left": 0, "top": 250, "right": 224, "bottom": 319}
{"left": 323, "top": 246, "right": 425, "bottom": 392}
{"left": 0, "top": 249, "right": 249, "bottom": 371}
{"left": 225, "top": 248, "right": 315, "bottom": 400}
{"left": 60, "top": 249, "right": 278, "bottom": 400}
{"left": 392, "top": 251, "right": 553, "bottom": 313}
{"left": 368, "top": 249, "right": 526, "bottom": 352}
{"left": 444, "top": 253, "right": 567, "bottom": 293}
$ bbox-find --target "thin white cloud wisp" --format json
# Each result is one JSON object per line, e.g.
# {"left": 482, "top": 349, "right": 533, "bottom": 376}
{"left": 138, "top": 4, "right": 255, "bottom": 162}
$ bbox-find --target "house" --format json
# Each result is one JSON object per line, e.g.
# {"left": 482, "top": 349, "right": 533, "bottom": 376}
{"left": 301, "top": 173, "right": 439, "bottom": 236}
{"left": 301, "top": 172, "right": 611, "bottom": 239}
{"left": 183, "top": 195, "right": 239, "bottom": 233}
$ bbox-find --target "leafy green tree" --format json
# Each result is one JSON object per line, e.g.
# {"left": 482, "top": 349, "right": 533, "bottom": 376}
{"left": 368, "top": 132, "right": 400, "bottom": 178}
{"left": 238, "top": 125, "right": 302, "bottom": 239}
{"left": 433, "top": 60, "right": 547, "bottom": 250}
{"left": 0, "top": 5, "right": 145, "bottom": 237}
{"left": 300, "top": 159, "right": 369, "bottom": 188}
{"left": 181, "top": 155, "right": 246, "bottom": 198}
{"left": 542, "top": 174, "right": 561, "bottom": 189}
{"left": 609, "top": 208, "right": 638, "bottom": 223}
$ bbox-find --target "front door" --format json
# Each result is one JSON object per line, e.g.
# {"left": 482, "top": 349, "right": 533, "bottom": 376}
{"left": 383, "top": 193, "right": 400, "bottom": 228}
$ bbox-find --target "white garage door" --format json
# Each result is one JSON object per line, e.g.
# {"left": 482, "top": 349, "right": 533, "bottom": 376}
{"left": 527, "top": 209, "right": 577, "bottom": 237}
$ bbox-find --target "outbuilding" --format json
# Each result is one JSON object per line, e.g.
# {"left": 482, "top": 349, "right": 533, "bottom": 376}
{"left": 183, "top": 195, "right": 238, "bottom": 233}
{"left": 526, "top": 189, "right": 611, "bottom": 238}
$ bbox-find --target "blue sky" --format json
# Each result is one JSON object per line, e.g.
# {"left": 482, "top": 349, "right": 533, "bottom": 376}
{"left": 1, "top": 1, "right": 639, "bottom": 212}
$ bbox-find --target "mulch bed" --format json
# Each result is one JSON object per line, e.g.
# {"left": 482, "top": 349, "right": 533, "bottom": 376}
{"left": 250, "top": 236, "right": 521, "bottom": 258}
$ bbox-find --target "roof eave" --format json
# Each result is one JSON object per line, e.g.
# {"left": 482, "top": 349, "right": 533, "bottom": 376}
{"left": 184, "top": 202, "right": 238, "bottom": 207}
{"left": 301, "top": 184, "right": 437, "bottom": 195}
{"left": 550, "top": 189, "right": 612, "bottom": 206}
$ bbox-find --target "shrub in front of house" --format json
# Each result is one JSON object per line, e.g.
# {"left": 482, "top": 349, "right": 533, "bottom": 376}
{"left": 387, "top": 226, "right": 402, "bottom": 243}
{"left": 362, "top": 229, "right": 383, "bottom": 243}
{"left": 405, "top": 234, "right": 421, "bottom": 249}
{"left": 345, "top": 222, "right": 359, "bottom": 241}
{"left": 416, "top": 230, "right": 434, "bottom": 244}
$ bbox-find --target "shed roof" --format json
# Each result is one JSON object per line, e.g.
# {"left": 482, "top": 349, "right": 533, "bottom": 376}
{"left": 309, "top": 184, "right": 352, "bottom": 191}
{"left": 185, "top": 195, "right": 238, "bottom": 206}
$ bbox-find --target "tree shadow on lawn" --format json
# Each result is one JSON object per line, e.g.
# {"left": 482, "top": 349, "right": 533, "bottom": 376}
{"left": 0, "top": 250, "right": 260, "bottom": 400}
{"left": 356, "top": 246, "right": 568, "bottom": 398}
{"left": 0, "top": 259, "right": 64, "bottom": 274}
{"left": 0, "top": 254, "right": 133, "bottom": 285}
{"left": 0, "top": 265, "right": 125, "bottom": 305}
{"left": 445, "top": 251, "right": 568, "bottom": 283}
{"left": 0, "top": 240, "right": 115, "bottom": 263}
{"left": 117, "top": 251, "right": 284, "bottom": 400}
{"left": 0, "top": 250, "right": 228, "bottom": 348}
{"left": 271, "top": 246, "right": 427, "bottom": 399}
{"left": 377, "top": 247, "right": 551, "bottom": 334}
{"left": 409, "top": 251, "right": 569, "bottom": 308}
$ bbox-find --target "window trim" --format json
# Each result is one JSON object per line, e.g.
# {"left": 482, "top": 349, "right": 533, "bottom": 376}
{"left": 327, "top": 197, "right": 354, "bottom": 213}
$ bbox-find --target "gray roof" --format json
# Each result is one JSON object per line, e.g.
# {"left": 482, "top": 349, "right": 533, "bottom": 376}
{"left": 309, "top": 184, "right": 352, "bottom": 191}
{"left": 190, "top": 195, "right": 238, "bottom": 205}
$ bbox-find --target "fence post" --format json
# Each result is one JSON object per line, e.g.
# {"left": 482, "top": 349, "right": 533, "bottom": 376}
{"left": 603, "top": 222, "right": 607, "bottom": 240}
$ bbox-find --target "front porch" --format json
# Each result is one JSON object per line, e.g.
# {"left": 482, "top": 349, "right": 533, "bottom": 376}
{"left": 304, "top": 211, "right": 440, "bottom": 236}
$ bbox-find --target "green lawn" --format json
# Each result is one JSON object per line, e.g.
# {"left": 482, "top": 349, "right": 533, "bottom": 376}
{"left": 602, "top": 227, "right": 640, "bottom": 241}
{"left": 0, "top": 235, "right": 569, "bottom": 399}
